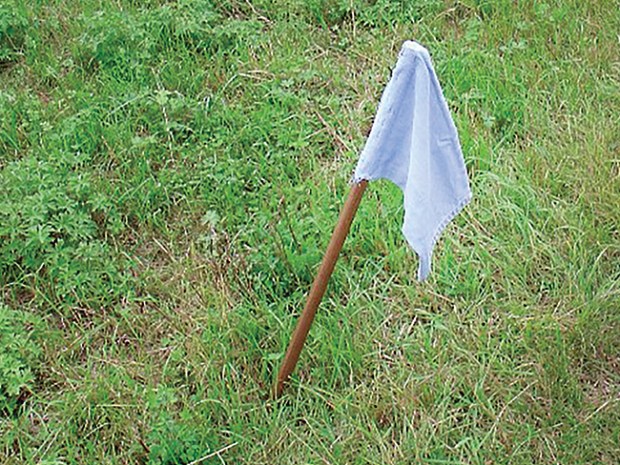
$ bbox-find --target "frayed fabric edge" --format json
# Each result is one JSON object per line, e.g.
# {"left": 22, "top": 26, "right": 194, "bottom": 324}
{"left": 413, "top": 192, "right": 472, "bottom": 281}
{"left": 351, "top": 173, "right": 472, "bottom": 281}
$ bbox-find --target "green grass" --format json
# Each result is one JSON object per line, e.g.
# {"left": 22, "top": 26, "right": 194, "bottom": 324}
{"left": 1, "top": 0, "right": 619, "bottom": 463}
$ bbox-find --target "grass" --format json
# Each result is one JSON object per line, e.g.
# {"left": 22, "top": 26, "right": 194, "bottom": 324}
{"left": 0, "top": 0, "right": 618, "bottom": 463}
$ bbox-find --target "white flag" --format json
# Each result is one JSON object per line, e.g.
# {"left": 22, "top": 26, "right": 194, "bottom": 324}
{"left": 354, "top": 41, "right": 471, "bottom": 280}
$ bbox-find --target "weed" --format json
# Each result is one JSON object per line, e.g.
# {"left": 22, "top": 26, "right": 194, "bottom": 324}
{"left": 0, "top": 5, "right": 28, "bottom": 66}
{"left": 0, "top": 153, "right": 131, "bottom": 311}
{"left": 0, "top": 304, "right": 40, "bottom": 415}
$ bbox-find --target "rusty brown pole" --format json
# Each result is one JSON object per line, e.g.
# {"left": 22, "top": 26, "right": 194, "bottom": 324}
{"left": 274, "top": 180, "right": 368, "bottom": 398}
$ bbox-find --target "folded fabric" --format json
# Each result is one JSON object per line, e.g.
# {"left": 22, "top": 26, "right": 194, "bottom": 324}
{"left": 354, "top": 40, "right": 472, "bottom": 280}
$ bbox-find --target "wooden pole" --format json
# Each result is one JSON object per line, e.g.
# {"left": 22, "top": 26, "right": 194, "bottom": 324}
{"left": 274, "top": 180, "right": 368, "bottom": 398}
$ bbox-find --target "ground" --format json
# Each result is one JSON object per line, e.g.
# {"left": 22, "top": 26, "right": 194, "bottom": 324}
{"left": 0, "top": 1, "right": 619, "bottom": 464}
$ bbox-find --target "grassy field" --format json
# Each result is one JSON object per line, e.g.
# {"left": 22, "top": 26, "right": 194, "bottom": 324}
{"left": 1, "top": 0, "right": 619, "bottom": 463}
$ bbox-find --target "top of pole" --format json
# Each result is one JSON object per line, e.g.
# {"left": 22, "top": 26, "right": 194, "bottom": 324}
{"left": 402, "top": 40, "right": 428, "bottom": 54}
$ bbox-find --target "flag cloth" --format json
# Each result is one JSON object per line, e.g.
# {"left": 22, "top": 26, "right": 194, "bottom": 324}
{"left": 354, "top": 40, "right": 472, "bottom": 280}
